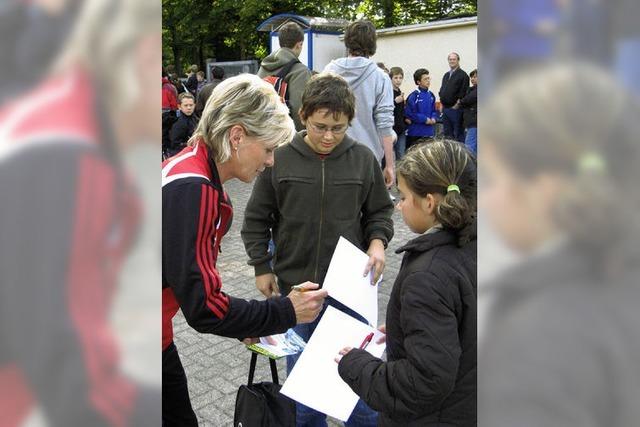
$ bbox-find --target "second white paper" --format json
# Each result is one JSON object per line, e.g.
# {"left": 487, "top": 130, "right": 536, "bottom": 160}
{"left": 322, "top": 236, "right": 380, "bottom": 327}
{"left": 280, "top": 306, "right": 386, "bottom": 422}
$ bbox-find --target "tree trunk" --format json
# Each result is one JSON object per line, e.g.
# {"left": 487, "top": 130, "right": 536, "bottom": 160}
{"left": 167, "top": 18, "right": 182, "bottom": 75}
{"left": 382, "top": 0, "right": 395, "bottom": 28}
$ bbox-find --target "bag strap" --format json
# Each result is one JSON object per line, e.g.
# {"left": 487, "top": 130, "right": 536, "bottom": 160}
{"left": 247, "top": 352, "right": 280, "bottom": 386}
{"left": 276, "top": 59, "right": 300, "bottom": 81}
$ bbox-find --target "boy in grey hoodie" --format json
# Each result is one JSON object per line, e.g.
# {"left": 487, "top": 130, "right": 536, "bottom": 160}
{"left": 324, "top": 20, "right": 396, "bottom": 188}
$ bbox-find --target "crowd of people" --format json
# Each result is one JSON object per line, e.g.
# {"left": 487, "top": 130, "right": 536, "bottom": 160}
{"left": 162, "top": 22, "right": 477, "bottom": 164}
{"left": 162, "top": 19, "right": 477, "bottom": 427}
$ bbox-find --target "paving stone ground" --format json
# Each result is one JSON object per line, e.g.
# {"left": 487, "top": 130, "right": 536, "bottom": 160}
{"left": 173, "top": 177, "right": 414, "bottom": 426}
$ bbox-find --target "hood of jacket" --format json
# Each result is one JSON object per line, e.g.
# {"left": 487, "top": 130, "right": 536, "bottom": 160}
{"left": 259, "top": 47, "right": 299, "bottom": 73}
{"left": 325, "top": 57, "right": 380, "bottom": 90}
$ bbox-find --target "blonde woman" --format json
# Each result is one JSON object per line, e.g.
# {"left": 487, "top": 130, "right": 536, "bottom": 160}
{"left": 162, "top": 74, "right": 328, "bottom": 426}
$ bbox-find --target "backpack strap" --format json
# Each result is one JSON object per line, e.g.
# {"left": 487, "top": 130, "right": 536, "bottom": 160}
{"left": 276, "top": 59, "right": 300, "bottom": 81}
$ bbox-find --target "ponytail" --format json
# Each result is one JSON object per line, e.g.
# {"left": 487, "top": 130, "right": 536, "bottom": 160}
{"left": 396, "top": 140, "right": 477, "bottom": 244}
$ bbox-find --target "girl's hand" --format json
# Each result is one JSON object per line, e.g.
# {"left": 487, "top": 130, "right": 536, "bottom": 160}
{"left": 335, "top": 346, "right": 353, "bottom": 363}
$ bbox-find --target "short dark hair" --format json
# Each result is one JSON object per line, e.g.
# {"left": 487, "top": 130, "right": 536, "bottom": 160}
{"left": 389, "top": 66, "right": 403, "bottom": 78}
{"left": 470, "top": 69, "right": 477, "bottom": 78}
{"left": 413, "top": 68, "right": 429, "bottom": 85}
{"left": 299, "top": 73, "right": 356, "bottom": 122}
{"left": 344, "top": 20, "right": 377, "bottom": 57}
{"left": 278, "top": 22, "right": 304, "bottom": 49}
{"left": 211, "top": 66, "right": 224, "bottom": 80}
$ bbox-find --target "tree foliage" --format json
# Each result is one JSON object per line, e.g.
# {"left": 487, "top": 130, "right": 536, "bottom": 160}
{"left": 163, "top": 0, "right": 476, "bottom": 75}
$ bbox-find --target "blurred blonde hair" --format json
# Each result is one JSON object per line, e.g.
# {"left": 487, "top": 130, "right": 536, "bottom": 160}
{"left": 483, "top": 63, "right": 640, "bottom": 273}
{"left": 54, "top": 0, "right": 160, "bottom": 110}
{"left": 190, "top": 74, "right": 295, "bottom": 163}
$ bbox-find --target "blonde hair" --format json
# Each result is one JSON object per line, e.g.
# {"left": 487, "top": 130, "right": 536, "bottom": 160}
{"left": 189, "top": 74, "right": 295, "bottom": 163}
{"left": 397, "top": 140, "right": 476, "bottom": 233}
{"left": 53, "top": 0, "right": 159, "bottom": 111}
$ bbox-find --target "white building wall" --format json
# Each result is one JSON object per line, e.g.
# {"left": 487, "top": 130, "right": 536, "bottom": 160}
{"left": 310, "top": 32, "right": 346, "bottom": 72}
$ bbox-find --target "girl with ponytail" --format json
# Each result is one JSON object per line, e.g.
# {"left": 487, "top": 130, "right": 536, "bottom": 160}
{"left": 336, "top": 140, "right": 477, "bottom": 426}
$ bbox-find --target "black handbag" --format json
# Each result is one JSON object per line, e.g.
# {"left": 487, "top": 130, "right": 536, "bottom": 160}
{"left": 233, "top": 352, "right": 296, "bottom": 427}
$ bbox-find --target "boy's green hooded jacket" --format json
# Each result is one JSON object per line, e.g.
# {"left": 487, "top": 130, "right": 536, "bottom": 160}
{"left": 241, "top": 131, "right": 394, "bottom": 294}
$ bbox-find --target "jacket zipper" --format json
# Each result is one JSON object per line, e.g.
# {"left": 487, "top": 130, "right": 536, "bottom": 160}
{"left": 314, "top": 159, "right": 325, "bottom": 282}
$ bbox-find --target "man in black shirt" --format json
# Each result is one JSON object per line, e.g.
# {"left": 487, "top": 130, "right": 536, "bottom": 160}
{"left": 439, "top": 52, "right": 470, "bottom": 143}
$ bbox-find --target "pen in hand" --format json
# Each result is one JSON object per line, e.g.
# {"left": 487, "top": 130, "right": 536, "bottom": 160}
{"left": 292, "top": 284, "right": 308, "bottom": 293}
{"left": 359, "top": 332, "right": 374, "bottom": 350}
{"left": 335, "top": 332, "right": 375, "bottom": 364}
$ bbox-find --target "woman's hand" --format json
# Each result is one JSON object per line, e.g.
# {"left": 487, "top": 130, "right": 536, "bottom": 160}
{"left": 287, "top": 282, "right": 327, "bottom": 324}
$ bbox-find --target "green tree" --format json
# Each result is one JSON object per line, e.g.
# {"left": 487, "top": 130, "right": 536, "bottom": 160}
{"left": 163, "top": 0, "right": 476, "bottom": 74}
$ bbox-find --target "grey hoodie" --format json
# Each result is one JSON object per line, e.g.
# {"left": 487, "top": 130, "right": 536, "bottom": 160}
{"left": 258, "top": 47, "right": 312, "bottom": 131}
{"left": 324, "top": 57, "right": 395, "bottom": 163}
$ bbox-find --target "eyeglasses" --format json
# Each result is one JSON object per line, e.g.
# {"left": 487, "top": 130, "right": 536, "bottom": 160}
{"left": 307, "top": 121, "right": 348, "bottom": 135}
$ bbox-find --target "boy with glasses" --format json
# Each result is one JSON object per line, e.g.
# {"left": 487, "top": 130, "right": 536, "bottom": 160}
{"left": 242, "top": 73, "right": 394, "bottom": 427}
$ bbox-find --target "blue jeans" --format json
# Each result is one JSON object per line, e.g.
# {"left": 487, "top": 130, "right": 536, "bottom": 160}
{"left": 442, "top": 108, "right": 465, "bottom": 142}
{"left": 286, "top": 298, "right": 378, "bottom": 427}
{"left": 464, "top": 127, "right": 477, "bottom": 156}
{"left": 393, "top": 131, "right": 406, "bottom": 161}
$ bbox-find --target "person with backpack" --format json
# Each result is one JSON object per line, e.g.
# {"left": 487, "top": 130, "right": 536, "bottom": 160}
{"left": 257, "top": 22, "right": 312, "bottom": 131}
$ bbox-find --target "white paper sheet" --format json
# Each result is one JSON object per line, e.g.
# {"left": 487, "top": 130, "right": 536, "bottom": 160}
{"left": 280, "top": 306, "right": 386, "bottom": 422}
{"left": 322, "top": 236, "right": 380, "bottom": 326}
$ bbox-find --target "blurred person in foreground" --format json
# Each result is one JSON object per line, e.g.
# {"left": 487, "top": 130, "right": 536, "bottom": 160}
{"left": 162, "top": 74, "right": 328, "bottom": 426}
{"left": 0, "top": 0, "right": 161, "bottom": 425}
{"left": 479, "top": 64, "right": 640, "bottom": 426}
{"left": 336, "top": 140, "right": 477, "bottom": 426}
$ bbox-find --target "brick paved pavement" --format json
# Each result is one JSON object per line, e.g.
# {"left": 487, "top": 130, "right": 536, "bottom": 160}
{"left": 173, "top": 178, "right": 414, "bottom": 426}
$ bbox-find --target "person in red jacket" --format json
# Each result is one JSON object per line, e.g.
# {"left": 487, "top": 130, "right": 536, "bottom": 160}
{"left": 162, "top": 73, "right": 328, "bottom": 426}
{"left": 162, "top": 68, "right": 178, "bottom": 111}
{"left": 0, "top": 1, "right": 161, "bottom": 426}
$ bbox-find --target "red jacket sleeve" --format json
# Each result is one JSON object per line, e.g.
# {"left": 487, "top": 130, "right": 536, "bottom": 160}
{"left": 162, "top": 178, "right": 296, "bottom": 339}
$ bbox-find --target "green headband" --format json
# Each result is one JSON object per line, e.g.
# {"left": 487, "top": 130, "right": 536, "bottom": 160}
{"left": 447, "top": 184, "right": 460, "bottom": 194}
{"left": 578, "top": 152, "right": 606, "bottom": 174}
